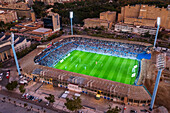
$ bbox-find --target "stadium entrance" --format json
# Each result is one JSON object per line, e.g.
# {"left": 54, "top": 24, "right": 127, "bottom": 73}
{"left": 68, "top": 84, "right": 82, "bottom": 92}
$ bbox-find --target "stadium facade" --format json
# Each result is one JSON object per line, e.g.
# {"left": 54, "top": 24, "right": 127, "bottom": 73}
{"left": 27, "top": 35, "right": 152, "bottom": 106}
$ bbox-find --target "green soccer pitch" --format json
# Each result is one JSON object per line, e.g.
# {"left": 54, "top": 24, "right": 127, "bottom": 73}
{"left": 54, "top": 50, "right": 139, "bottom": 85}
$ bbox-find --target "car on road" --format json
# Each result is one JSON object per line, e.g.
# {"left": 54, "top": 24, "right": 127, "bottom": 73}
{"left": 130, "top": 110, "right": 137, "bottom": 113}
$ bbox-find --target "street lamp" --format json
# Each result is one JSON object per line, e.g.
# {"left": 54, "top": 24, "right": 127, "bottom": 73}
{"left": 149, "top": 53, "right": 165, "bottom": 111}
{"left": 70, "top": 11, "right": 73, "bottom": 35}
{"left": 11, "top": 32, "right": 21, "bottom": 76}
{"left": 153, "top": 17, "right": 161, "bottom": 48}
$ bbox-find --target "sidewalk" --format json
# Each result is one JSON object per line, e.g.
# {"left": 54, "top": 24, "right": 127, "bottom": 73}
{"left": 0, "top": 89, "right": 67, "bottom": 113}
{"left": 0, "top": 93, "right": 56, "bottom": 113}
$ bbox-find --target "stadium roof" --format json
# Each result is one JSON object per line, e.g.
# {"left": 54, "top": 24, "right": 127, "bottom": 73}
{"left": 0, "top": 45, "right": 11, "bottom": 53}
{"left": 14, "top": 36, "right": 25, "bottom": 46}
{"left": 32, "top": 68, "right": 43, "bottom": 75}
{"left": 34, "top": 66, "right": 151, "bottom": 101}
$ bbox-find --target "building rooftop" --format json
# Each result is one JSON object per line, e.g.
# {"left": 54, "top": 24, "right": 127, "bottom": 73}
{"left": 33, "top": 28, "right": 52, "bottom": 33}
{"left": 0, "top": 45, "right": 11, "bottom": 53}
{"left": 14, "top": 36, "right": 25, "bottom": 46}
{"left": 2, "top": 35, "right": 11, "bottom": 41}
{"left": 84, "top": 18, "right": 110, "bottom": 23}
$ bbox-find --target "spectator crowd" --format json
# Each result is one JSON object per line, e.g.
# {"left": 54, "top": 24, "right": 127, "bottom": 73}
{"left": 34, "top": 37, "right": 147, "bottom": 67}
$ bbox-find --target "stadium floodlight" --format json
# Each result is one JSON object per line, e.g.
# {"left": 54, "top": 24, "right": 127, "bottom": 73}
{"left": 157, "top": 17, "right": 161, "bottom": 26}
{"left": 70, "top": 11, "right": 73, "bottom": 35}
{"left": 153, "top": 17, "right": 161, "bottom": 48}
{"left": 11, "top": 32, "right": 21, "bottom": 76}
{"left": 149, "top": 53, "right": 165, "bottom": 111}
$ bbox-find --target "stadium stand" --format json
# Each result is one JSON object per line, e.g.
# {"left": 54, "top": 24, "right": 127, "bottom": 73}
{"left": 31, "top": 67, "right": 151, "bottom": 106}
{"left": 34, "top": 37, "right": 148, "bottom": 67}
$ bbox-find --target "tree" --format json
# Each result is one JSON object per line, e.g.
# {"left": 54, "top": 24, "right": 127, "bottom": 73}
{"left": 143, "top": 31, "right": 151, "bottom": 37}
{"left": 19, "top": 85, "right": 26, "bottom": 94}
{"left": 106, "top": 105, "right": 121, "bottom": 113}
{"left": 64, "top": 96, "right": 83, "bottom": 112}
{"left": 24, "top": 103, "right": 28, "bottom": 108}
{"left": 6, "top": 81, "right": 18, "bottom": 90}
{"left": 0, "top": 21, "right": 5, "bottom": 31}
{"left": 45, "top": 94, "right": 55, "bottom": 105}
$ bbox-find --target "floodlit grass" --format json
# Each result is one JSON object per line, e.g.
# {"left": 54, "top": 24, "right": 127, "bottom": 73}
{"left": 54, "top": 50, "right": 139, "bottom": 85}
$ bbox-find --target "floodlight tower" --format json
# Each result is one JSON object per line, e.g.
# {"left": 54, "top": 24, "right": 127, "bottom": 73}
{"left": 70, "top": 11, "right": 73, "bottom": 35}
{"left": 153, "top": 17, "right": 161, "bottom": 48}
{"left": 11, "top": 33, "right": 21, "bottom": 76}
{"left": 149, "top": 53, "right": 165, "bottom": 111}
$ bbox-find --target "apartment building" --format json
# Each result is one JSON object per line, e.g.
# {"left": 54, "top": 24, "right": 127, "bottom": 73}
{"left": 0, "top": 10, "right": 18, "bottom": 23}
{"left": 84, "top": 11, "right": 116, "bottom": 29}
{"left": 115, "top": 23, "right": 157, "bottom": 35}
{"left": 118, "top": 4, "right": 170, "bottom": 30}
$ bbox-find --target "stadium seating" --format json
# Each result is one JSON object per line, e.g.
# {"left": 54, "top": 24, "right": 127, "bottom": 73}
{"left": 34, "top": 37, "right": 147, "bottom": 67}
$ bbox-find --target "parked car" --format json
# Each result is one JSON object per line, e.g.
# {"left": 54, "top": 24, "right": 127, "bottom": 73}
{"left": 38, "top": 99, "right": 42, "bottom": 103}
{"left": 46, "top": 101, "right": 49, "bottom": 106}
{"left": 29, "top": 96, "right": 34, "bottom": 100}
{"left": 19, "top": 80, "right": 28, "bottom": 85}
{"left": 26, "top": 94, "right": 30, "bottom": 100}
{"left": 21, "top": 93, "right": 26, "bottom": 98}
{"left": 34, "top": 97, "right": 39, "bottom": 102}
{"left": 26, "top": 77, "right": 32, "bottom": 82}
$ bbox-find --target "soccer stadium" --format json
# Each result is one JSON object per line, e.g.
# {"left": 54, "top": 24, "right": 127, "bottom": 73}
{"left": 31, "top": 35, "right": 152, "bottom": 106}
{"left": 34, "top": 37, "right": 147, "bottom": 85}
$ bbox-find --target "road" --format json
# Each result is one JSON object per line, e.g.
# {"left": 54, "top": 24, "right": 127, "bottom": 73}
{"left": 0, "top": 99, "right": 36, "bottom": 113}
{"left": 0, "top": 89, "right": 68, "bottom": 113}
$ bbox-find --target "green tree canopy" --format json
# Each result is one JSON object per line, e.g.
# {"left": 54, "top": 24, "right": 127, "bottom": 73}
{"left": 106, "top": 105, "right": 121, "bottom": 113}
{"left": 45, "top": 94, "right": 55, "bottom": 103}
{"left": 64, "top": 96, "right": 83, "bottom": 112}
{"left": 19, "top": 85, "right": 26, "bottom": 93}
{"left": 6, "top": 81, "right": 18, "bottom": 90}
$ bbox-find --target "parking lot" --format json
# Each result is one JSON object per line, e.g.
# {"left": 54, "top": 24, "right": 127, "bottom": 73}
{"left": 0, "top": 69, "right": 10, "bottom": 86}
